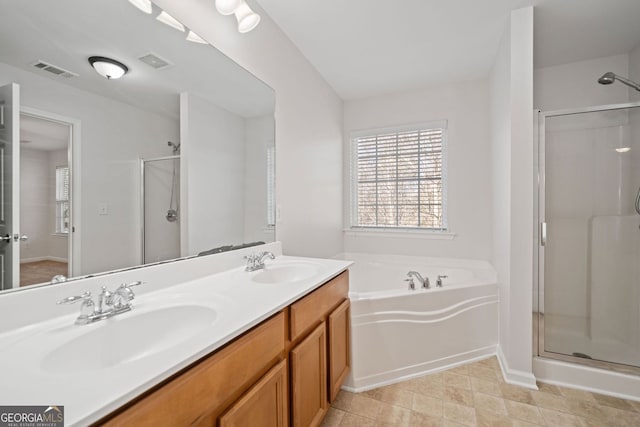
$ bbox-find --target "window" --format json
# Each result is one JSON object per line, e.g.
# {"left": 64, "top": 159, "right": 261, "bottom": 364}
{"left": 55, "top": 166, "right": 70, "bottom": 234}
{"left": 350, "top": 122, "right": 447, "bottom": 230}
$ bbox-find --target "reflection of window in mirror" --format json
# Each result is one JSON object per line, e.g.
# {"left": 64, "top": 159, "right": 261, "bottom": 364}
{"left": 55, "top": 166, "right": 70, "bottom": 234}
{"left": 267, "top": 146, "right": 275, "bottom": 227}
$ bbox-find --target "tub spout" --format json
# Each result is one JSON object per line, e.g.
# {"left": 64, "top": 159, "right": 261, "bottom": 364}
{"left": 406, "top": 271, "right": 429, "bottom": 289}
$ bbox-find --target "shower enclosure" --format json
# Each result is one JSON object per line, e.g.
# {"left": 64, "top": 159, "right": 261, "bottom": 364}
{"left": 536, "top": 101, "right": 640, "bottom": 372}
{"left": 140, "top": 155, "right": 180, "bottom": 264}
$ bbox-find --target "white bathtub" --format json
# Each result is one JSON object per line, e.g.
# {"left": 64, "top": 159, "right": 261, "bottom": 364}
{"left": 336, "top": 252, "right": 499, "bottom": 391}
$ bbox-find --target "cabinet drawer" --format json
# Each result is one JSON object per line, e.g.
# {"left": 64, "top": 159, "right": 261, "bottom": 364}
{"left": 101, "top": 311, "right": 286, "bottom": 426}
{"left": 290, "top": 271, "right": 348, "bottom": 342}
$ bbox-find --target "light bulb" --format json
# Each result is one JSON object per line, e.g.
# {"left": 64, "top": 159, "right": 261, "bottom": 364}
{"left": 234, "top": 2, "right": 260, "bottom": 33}
{"left": 216, "top": 0, "right": 242, "bottom": 15}
{"left": 156, "top": 11, "right": 185, "bottom": 32}
{"left": 127, "top": 0, "right": 152, "bottom": 14}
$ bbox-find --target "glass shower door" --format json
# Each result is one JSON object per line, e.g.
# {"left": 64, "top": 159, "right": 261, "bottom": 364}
{"left": 539, "top": 103, "right": 640, "bottom": 369}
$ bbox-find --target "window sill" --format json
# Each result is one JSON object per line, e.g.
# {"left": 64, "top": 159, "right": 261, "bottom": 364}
{"left": 344, "top": 228, "right": 456, "bottom": 240}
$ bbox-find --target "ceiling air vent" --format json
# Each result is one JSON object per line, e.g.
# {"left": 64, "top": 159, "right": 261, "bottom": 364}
{"left": 31, "top": 60, "right": 79, "bottom": 78}
{"left": 138, "top": 52, "right": 173, "bottom": 70}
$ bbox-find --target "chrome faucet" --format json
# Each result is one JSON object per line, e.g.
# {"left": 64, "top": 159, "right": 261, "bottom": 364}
{"left": 245, "top": 251, "right": 275, "bottom": 272}
{"left": 436, "top": 275, "right": 448, "bottom": 287}
{"left": 405, "top": 271, "right": 429, "bottom": 290}
{"left": 58, "top": 281, "right": 143, "bottom": 325}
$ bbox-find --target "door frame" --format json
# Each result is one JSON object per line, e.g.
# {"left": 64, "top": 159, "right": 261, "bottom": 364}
{"left": 20, "top": 106, "right": 81, "bottom": 278}
{"left": 535, "top": 100, "right": 640, "bottom": 375}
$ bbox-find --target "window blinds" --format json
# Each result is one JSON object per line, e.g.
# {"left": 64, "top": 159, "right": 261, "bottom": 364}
{"left": 352, "top": 124, "right": 446, "bottom": 229}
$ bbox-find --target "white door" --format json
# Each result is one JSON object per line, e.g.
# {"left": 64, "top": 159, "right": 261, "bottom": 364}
{"left": 0, "top": 83, "right": 20, "bottom": 290}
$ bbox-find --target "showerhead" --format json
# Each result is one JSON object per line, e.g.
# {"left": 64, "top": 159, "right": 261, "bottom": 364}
{"left": 597, "top": 72, "right": 640, "bottom": 91}
{"left": 168, "top": 141, "right": 181, "bottom": 153}
{"left": 598, "top": 72, "right": 615, "bottom": 85}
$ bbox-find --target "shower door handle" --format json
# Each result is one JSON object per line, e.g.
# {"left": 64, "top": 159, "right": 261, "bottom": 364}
{"left": 635, "top": 187, "right": 640, "bottom": 215}
{"left": 540, "top": 222, "right": 547, "bottom": 246}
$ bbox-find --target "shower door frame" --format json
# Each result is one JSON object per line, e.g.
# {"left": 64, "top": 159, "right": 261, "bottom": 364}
{"left": 139, "top": 155, "right": 180, "bottom": 265}
{"left": 535, "top": 100, "right": 640, "bottom": 375}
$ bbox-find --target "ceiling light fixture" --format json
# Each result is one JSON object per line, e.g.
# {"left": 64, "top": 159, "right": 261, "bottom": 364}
{"left": 186, "top": 31, "right": 208, "bottom": 44}
{"left": 615, "top": 147, "right": 631, "bottom": 153}
{"left": 88, "top": 56, "right": 129, "bottom": 80}
{"left": 214, "top": 0, "right": 260, "bottom": 33}
{"left": 127, "top": 0, "right": 152, "bottom": 14}
{"left": 156, "top": 11, "right": 185, "bottom": 32}
{"left": 234, "top": 2, "right": 261, "bottom": 33}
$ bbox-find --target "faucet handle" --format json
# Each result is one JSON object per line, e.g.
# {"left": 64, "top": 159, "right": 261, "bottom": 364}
{"left": 436, "top": 275, "right": 448, "bottom": 287}
{"left": 120, "top": 281, "right": 143, "bottom": 289}
{"left": 57, "top": 291, "right": 92, "bottom": 305}
{"left": 404, "top": 278, "right": 415, "bottom": 290}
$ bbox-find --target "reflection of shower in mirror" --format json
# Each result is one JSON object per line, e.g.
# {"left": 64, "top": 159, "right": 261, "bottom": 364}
{"left": 166, "top": 141, "right": 180, "bottom": 222}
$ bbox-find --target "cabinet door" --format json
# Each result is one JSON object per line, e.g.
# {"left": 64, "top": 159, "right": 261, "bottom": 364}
{"left": 290, "top": 322, "right": 327, "bottom": 427}
{"left": 219, "top": 359, "right": 288, "bottom": 427}
{"left": 328, "top": 299, "right": 350, "bottom": 402}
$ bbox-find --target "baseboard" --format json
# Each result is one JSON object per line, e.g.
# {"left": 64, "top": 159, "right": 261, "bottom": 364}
{"left": 533, "top": 357, "right": 640, "bottom": 401}
{"left": 497, "top": 345, "right": 538, "bottom": 389}
{"left": 344, "top": 345, "right": 497, "bottom": 392}
{"left": 21, "top": 256, "right": 68, "bottom": 264}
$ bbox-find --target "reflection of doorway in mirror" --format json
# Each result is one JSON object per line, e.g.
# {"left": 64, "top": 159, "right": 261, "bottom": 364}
{"left": 19, "top": 112, "right": 72, "bottom": 287}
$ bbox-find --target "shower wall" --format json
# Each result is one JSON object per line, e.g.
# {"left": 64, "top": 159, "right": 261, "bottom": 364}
{"left": 143, "top": 159, "right": 180, "bottom": 264}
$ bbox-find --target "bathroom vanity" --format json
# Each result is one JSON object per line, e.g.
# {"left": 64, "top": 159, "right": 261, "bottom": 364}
{"left": 99, "top": 271, "right": 350, "bottom": 426}
{"left": 0, "top": 243, "right": 351, "bottom": 427}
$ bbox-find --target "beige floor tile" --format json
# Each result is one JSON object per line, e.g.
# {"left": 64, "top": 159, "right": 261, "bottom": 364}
{"left": 539, "top": 407, "right": 581, "bottom": 427}
{"left": 476, "top": 410, "right": 513, "bottom": 427}
{"left": 467, "top": 364, "right": 501, "bottom": 383}
{"left": 592, "top": 393, "right": 635, "bottom": 411}
{"left": 500, "top": 383, "right": 535, "bottom": 405}
{"left": 372, "top": 385, "right": 415, "bottom": 409}
{"left": 332, "top": 391, "right": 381, "bottom": 419}
{"left": 504, "top": 400, "right": 544, "bottom": 425}
{"left": 412, "top": 394, "right": 444, "bottom": 418}
{"left": 474, "top": 392, "right": 508, "bottom": 416}
{"left": 443, "top": 402, "right": 477, "bottom": 427}
{"left": 558, "top": 386, "right": 597, "bottom": 403}
{"left": 409, "top": 412, "right": 443, "bottom": 427}
{"left": 321, "top": 408, "right": 346, "bottom": 427}
{"left": 474, "top": 357, "right": 500, "bottom": 370}
{"left": 511, "top": 421, "right": 543, "bottom": 427}
{"left": 375, "top": 402, "right": 411, "bottom": 427}
{"left": 447, "top": 364, "right": 470, "bottom": 376}
{"left": 340, "top": 413, "right": 376, "bottom": 427}
{"left": 444, "top": 372, "right": 471, "bottom": 390}
{"left": 444, "top": 386, "right": 474, "bottom": 407}
{"left": 530, "top": 389, "right": 570, "bottom": 413}
{"left": 564, "top": 398, "right": 609, "bottom": 421}
{"left": 470, "top": 377, "right": 502, "bottom": 397}
{"left": 443, "top": 420, "right": 469, "bottom": 427}
{"left": 599, "top": 405, "right": 640, "bottom": 427}
{"left": 536, "top": 381, "right": 561, "bottom": 395}
{"left": 406, "top": 377, "right": 445, "bottom": 399}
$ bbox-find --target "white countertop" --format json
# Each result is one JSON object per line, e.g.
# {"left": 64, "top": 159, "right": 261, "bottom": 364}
{"left": 0, "top": 253, "right": 352, "bottom": 426}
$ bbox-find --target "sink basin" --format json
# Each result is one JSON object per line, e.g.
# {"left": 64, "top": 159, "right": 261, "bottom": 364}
{"left": 42, "top": 305, "right": 217, "bottom": 374}
{"left": 250, "top": 261, "right": 322, "bottom": 284}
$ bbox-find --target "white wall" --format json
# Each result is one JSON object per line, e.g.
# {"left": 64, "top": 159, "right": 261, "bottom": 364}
{"left": 0, "top": 61, "right": 179, "bottom": 276}
{"left": 180, "top": 92, "right": 245, "bottom": 255}
{"left": 490, "top": 6, "right": 536, "bottom": 387}
{"left": 244, "top": 115, "right": 275, "bottom": 244}
{"left": 154, "top": 0, "right": 344, "bottom": 258}
{"left": 534, "top": 54, "right": 630, "bottom": 111}
{"left": 629, "top": 43, "right": 640, "bottom": 103}
{"left": 342, "top": 80, "right": 492, "bottom": 260}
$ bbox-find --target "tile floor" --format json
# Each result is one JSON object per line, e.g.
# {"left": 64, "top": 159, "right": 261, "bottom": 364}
{"left": 322, "top": 357, "right": 640, "bottom": 427}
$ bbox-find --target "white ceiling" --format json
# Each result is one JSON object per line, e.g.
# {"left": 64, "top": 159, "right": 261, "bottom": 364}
{"left": 256, "top": 0, "right": 640, "bottom": 100}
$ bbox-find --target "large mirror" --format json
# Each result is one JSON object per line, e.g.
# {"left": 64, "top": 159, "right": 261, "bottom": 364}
{"left": 0, "top": 0, "right": 275, "bottom": 292}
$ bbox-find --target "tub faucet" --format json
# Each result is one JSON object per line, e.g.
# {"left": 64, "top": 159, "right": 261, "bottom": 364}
{"left": 436, "top": 275, "right": 448, "bottom": 287}
{"left": 245, "top": 251, "right": 275, "bottom": 272}
{"left": 406, "top": 271, "right": 429, "bottom": 290}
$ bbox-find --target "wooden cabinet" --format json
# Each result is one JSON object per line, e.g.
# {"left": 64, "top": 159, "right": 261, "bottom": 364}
{"left": 98, "top": 271, "right": 350, "bottom": 427}
{"left": 291, "top": 323, "right": 327, "bottom": 427}
{"left": 219, "top": 359, "right": 288, "bottom": 427}
{"left": 328, "top": 299, "right": 350, "bottom": 402}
